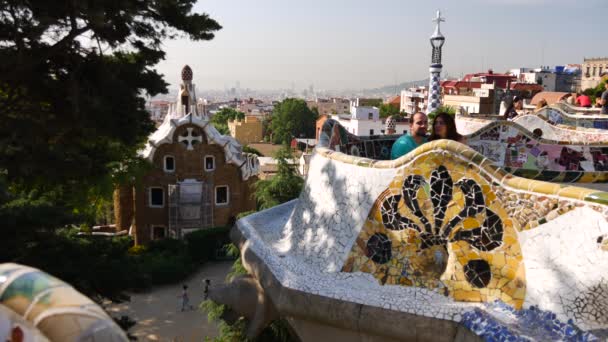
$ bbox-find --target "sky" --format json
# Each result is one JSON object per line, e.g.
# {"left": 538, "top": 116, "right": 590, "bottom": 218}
{"left": 156, "top": 0, "right": 608, "bottom": 91}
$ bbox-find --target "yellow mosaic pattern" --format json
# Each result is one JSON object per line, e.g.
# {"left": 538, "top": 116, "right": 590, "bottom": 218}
{"left": 342, "top": 151, "right": 527, "bottom": 308}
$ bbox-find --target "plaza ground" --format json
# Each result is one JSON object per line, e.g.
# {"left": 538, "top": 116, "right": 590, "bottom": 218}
{"left": 107, "top": 261, "right": 233, "bottom": 341}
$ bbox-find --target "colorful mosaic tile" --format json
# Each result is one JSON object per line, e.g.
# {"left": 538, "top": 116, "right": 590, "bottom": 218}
{"left": 342, "top": 152, "right": 527, "bottom": 308}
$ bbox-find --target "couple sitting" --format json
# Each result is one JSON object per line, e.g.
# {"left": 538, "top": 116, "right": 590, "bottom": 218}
{"left": 390, "top": 112, "right": 465, "bottom": 160}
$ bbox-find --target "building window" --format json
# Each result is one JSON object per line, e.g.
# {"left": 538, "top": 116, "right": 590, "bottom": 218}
{"left": 600, "top": 67, "right": 604, "bottom": 76}
{"left": 149, "top": 187, "right": 164, "bottom": 208}
{"left": 151, "top": 226, "right": 166, "bottom": 240}
{"left": 381, "top": 129, "right": 385, "bottom": 134}
{"left": 369, "top": 129, "right": 374, "bottom": 135}
{"left": 593, "top": 67, "right": 597, "bottom": 76}
{"left": 164, "top": 155, "right": 175, "bottom": 172}
{"left": 368, "top": 113, "right": 373, "bottom": 120}
{"left": 215, "top": 185, "right": 229, "bottom": 205}
{"left": 204, "top": 155, "right": 215, "bottom": 171}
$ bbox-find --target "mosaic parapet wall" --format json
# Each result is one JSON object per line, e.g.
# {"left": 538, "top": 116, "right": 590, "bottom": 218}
{"left": 312, "top": 140, "right": 608, "bottom": 335}
{"left": 537, "top": 104, "right": 608, "bottom": 130}
{"left": 322, "top": 118, "right": 608, "bottom": 183}
{"left": 458, "top": 113, "right": 608, "bottom": 144}
{"left": 231, "top": 132, "right": 608, "bottom": 340}
{"left": 0, "top": 263, "right": 127, "bottom": 341}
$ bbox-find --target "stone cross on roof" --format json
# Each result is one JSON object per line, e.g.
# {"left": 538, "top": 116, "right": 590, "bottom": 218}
{"left": 178, "top": 127, "right": 202, "bottom": 150}
{"left": 431, "top": 10, "right": 445, "bottom": 38}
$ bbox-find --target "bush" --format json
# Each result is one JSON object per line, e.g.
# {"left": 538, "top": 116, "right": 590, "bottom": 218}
{"left": 184, "top": 226, "right": 231, "bottom": 263}
{"left": 14, "top": 225, "right": 233, "bottom": 301}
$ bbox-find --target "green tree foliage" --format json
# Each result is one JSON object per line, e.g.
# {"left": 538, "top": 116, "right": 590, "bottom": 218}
{"left": 582, "top": 80, "right": 606, "bottom": 104}
{"left": 427, "top": 105, "right": 456, "bottom": 123}
{"left": 379, "top": 103, "right": 400, "bottom": 118}
{"left": 0, "top": 1, "right": 221, "bottom": 241}
{"left": 242, "top": 145, "right": 263, "bottom": 156}
{"left": 270, "top": 98, "right": 318, "bottom": 144}
{"left": 211, "top": 107, "right": 245, "bottom": 135}
{"left": 254, "top": 147, "right": 303, "bottom": 210}
{"left": 10, "top": 226, "right": 230, "bottom": 302}
{"left": 201, "top": 244, "right": 294, "bottom": 342}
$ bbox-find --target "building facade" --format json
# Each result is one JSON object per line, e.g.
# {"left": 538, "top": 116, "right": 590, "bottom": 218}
{"left": 228, "top": 115, "right": 264, "bottom": 145}
{"left": 307, "top": 98, "right": 350, "bottom": 116}
{"left": 581, "top": 57, "right": 608, "bottom": 90}
{"left": 115, "top": 66, "right": 260, "bottom": 245}
{"left": 400, "top": 87, "right": 428, "bottom": 114}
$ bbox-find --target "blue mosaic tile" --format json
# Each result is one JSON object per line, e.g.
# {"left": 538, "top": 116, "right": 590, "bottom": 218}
{"left": 460, "top": 301, "right": 599, "bottom": 341}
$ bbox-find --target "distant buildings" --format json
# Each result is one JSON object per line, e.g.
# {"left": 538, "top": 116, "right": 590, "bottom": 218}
{"left": 147, "top": 100, "right": 171, "bottom": 122}
{"left": 306, "top": 98, "right": 350, "bottom": 116}
{"left": 228, "top": 116, "right": 264, "bottom": 145}
{"left": 237, "top": 98, "right": 274, "bottom": 118}
{"left": 516, "top": 66, "right": 581, "bottom": 93}
{"left": 462, "top": 70, "right": 515, "bottom": 89}
{"left": 581, "top": 57, "right": 608, "bottom": 90}
{"left": 316, "top": 99, "right": 409, "bottom": 138}
{"left": 443, "top": 86, "right": 495, "bottom": 115}
{"left": 400, "top": 87, "right": 428, "bottom": 114}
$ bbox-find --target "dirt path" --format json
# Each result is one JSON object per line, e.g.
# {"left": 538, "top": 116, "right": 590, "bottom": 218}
{"left": 107, "top": 261, "right": 233, "bottom": 341}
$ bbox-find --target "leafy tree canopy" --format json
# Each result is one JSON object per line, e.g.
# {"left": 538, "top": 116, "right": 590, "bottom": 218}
{"left": 211, "top": 107, "right": 245, "bottom": 135}
{"left": 379, "top": 103, "right": 400, "bottom": 118}
{"left": 0, "top": 1, "right": 221, "bottom": 238}
{"left": 0, "top": 0, "right": 221, "bottom": 192}
{"left": 254, "top": 147, "right": 303, "bottom": 210}
{"left": 428, "top": 105, "right": 456, "bottom": 123}
{"left": 270, "top": 98, "right": 318, "bottom": 144}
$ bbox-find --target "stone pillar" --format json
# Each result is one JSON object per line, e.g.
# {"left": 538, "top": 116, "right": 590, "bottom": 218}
{"left": 113, "top": 185, "right": 134, "bottom": 232}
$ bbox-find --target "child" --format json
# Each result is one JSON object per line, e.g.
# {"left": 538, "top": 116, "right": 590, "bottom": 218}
{"left": 178, "top": 285, "right": 193, "bottom": 311}
{"left": 203, "top": 279, "right": 211, "bottom": 300}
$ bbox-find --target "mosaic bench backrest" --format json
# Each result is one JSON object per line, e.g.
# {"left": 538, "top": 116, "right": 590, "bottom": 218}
{"left": 537, "top": 105, "right": 608, "bottom": 130}
{"left": 292, "top": 140, "right": 608, "bottom": 331}
{"left": 320, "top": 118, "right": 608, "bottom": 183}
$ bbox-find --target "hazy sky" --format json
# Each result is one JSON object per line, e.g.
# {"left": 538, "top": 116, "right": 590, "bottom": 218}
{"left": 156, "top": 0, "right": 608, "bottom": 91}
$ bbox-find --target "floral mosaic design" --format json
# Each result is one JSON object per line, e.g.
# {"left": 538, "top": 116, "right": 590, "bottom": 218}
{"left": 342, "top": 153, "right": 527, "bottom": 308}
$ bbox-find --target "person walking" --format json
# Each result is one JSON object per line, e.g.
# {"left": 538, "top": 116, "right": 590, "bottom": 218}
{"left": 178, "top": 285, "right": 194, "bottom": 311}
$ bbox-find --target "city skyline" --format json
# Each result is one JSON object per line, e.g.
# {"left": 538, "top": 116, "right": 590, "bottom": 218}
{"left": 156, "top": 0, "right": 607, "bottom": 91}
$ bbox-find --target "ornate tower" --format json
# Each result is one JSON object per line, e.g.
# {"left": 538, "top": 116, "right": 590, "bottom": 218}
{"left": 426, "top": 10, "right": 445, "bottom": 115}
{"left": 177, "top": 65, "right": 198, "bottom": 117}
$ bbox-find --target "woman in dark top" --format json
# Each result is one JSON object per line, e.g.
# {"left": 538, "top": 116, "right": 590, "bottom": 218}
{"left": 503, "top": 96, "right": 522, "bottom": 120}
{"left": 429, "top": 112, "right": 466, "bottom": 143}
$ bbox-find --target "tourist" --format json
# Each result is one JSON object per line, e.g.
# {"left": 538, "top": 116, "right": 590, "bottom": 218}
{"left": 601, "top": 86, "right": 608, "bottom": 115}
{"left": 535, "top": 98, "right": 548, "bottom": 110}
{"left": 576, "top": 93, "right": 592, "bottom": 108}
{"left": 203, "top": 279, "right": 211, "bottom": 300}
{"left": 428, "top": 112, "right": 466, "bottom": 144}
{"left": 390, "top": 112, "right": 428, "bottom": 159}
{"left": 178, "top": 285, "right": 193, "bottom": 311}
{"left": 503, "top": 96, "right": 522, "bottom": 120}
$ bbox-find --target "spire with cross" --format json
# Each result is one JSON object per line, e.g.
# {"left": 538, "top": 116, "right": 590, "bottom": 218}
{"left": 426, "top": 10, "right": 446, "bottom": 115}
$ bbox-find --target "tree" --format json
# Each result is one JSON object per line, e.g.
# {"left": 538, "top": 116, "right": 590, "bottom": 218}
{"left": 211, "top": 107, "right": 245, "bottom": 135}
{"left": 254, "top": 147, "right": 303, "bottom": 210}
{"left": 379, "top": 103, "right": 400, "bottom": 118}
{"left": 270, "top": 98, "right": 318, "bottom": 144}
{"left": 428, "top": 105, "right": 456, "bottom": 123}
{"left": 243, "top": 145, "right": 263, "bottom": 156}
{"left": 0, "top": 1, "right": 220, "bottom": 247}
